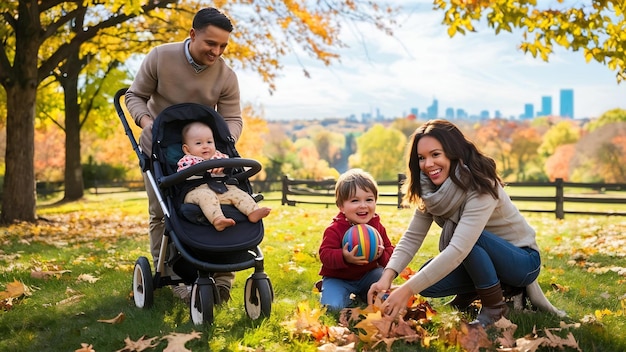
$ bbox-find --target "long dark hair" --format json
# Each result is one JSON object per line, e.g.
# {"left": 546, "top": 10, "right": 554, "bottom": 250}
{"left": 403, "top": 119, "right": 502, "bottom": 206}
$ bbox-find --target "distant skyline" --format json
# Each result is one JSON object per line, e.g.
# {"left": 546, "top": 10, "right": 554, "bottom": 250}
{"left": 237, "top": 2, "right": 625, "bottom": 121}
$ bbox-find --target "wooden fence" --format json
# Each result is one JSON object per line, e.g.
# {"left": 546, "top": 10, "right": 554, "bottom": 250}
{"left": 281, "top": 175, "right": 626, "bottom": 219}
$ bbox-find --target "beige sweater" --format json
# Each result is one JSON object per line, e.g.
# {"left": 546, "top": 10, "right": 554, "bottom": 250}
{"left": 387, "top": 184, "right": 539, "bottom": 295}
{"left": 125, "top": 41, "right": 242, "bottom": 141}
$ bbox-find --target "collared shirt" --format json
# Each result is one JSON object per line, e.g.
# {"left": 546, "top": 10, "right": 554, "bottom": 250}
{"left": 184, "top": 38, "right": 207, "bottom": 73}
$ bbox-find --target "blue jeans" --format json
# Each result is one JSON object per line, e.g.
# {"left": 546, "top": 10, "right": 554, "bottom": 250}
{"left": 420, "top": 230, "right": 541, "bottom": 297}
{"left": 321, "top": 267, "right": 384, "bottom": 310}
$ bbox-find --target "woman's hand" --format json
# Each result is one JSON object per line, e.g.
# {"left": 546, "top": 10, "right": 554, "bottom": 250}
{"left": 367, "top": 269, "right": 395, "bottom": 305}
{"left": 379, "top": 285, "right": 412, "bottom": 319}
{"left": 342, "top": 242, "right": 368, "bottom": 265}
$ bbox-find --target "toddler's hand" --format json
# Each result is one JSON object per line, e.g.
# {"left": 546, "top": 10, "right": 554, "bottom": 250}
{"left": 342, "top": 242, "right": 369, "bottom": 265}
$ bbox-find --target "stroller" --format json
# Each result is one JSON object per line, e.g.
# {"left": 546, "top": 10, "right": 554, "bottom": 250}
{"left": 114, "top": 88, "right": 273, "bottom": 325}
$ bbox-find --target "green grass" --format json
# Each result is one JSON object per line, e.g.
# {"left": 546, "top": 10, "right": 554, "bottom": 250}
{"left": 0, "top": 193, "right": 625, "bottom": 351}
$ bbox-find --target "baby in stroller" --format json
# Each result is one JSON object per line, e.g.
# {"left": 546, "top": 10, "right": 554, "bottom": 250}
{"left": 116, "top": 89, "right": 274, "bottom": 325}
{"left": 178, "top": 121, "right": 271, "bottom": 231}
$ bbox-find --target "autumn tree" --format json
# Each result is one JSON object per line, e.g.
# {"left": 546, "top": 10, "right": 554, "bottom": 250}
{"left": 538, "top": 120, "right": 580, "bottom": 157}
{"left": 545, "top": 144, "right": 576, "bottom": 181}
{"left": 0, "top": 0, "right": 396, "bottom": 222}
{"left": 469, "top": 119, "right": 515, "bottom": 179}
{"left": 570, "top": 122, "right": 626, "bottom": 182}
{"left": 236, "top": 103, "right": 270, "bottom": 181}
{"left": 586, "top": 108, "right": 626, "bottom": 132}
{"left": 435, "top": 0, "right": 626, "bottom": 82}
{"left": 0, "top": 0, "right": 180, "bottom": 222}
{"left": 509, "top": 126, "right": 543, "bottom": 181}
{"left": 348, "top": 124, "right": 405, "bottom": 180}
{"left": 310, "top": 128, "right": 346, "bottom": 172}
{"left": 390, "top": 117, "right": 422, "bottom": 139}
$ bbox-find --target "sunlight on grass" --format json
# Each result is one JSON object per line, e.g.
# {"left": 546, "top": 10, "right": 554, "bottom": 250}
{"left": 0, "top": 193, "right": 625, "bottom": 351}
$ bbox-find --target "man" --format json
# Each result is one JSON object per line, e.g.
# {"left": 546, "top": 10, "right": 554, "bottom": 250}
{"left": 125, "top": 7, "right": 242, "bottom": 303}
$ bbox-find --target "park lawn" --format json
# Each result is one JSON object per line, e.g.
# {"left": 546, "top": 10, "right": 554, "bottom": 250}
{"left": 0, "top": 192, "right": 625, "bottom": 351}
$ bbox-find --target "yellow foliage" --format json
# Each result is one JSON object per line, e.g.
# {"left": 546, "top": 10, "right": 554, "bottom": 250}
{"left": 435, "top": 0, "right": 626, "bottom": 82}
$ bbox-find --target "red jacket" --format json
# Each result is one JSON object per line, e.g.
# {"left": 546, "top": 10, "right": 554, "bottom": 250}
{"left": 318, "top": 212, "right": 394, "bottom": 281}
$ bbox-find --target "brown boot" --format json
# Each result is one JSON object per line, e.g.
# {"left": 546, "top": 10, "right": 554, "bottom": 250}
{"left": 446, "top": 292, "right": 479, "bottom": 310}
{"left": 470, "top": 282, "right": 509, "bottom": 327}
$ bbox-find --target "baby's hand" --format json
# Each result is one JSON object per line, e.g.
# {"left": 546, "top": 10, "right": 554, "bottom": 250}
{"left": 209, "top": 151, "right": 229, "bottom": 174}
{"left": 342, "top": 242, "right": 369, "bottom": 265}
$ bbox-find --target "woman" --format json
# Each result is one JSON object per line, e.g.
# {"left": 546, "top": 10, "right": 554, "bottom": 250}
{"left": 367, "top": 119, "right": 565, "bottom": 327}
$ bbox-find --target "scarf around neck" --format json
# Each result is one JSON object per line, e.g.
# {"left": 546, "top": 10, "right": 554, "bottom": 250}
{"left": 420, "top": 164, "right": 470, "bottom": 251}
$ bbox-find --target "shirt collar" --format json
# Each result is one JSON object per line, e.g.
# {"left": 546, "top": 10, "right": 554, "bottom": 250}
{"left": 184, "top": 38, "right": 207, "bottom": 73}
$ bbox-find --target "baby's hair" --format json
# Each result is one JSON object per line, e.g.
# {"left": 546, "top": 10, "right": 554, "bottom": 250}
{"left": 335, "top": 168, "right": 378, "bottom": 207}
{"left": 181, "top": 121, "right": 210, "bottom": 144}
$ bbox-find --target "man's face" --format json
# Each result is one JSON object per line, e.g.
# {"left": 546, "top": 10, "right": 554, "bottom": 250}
{"left": 189, "top": 25, "right": 230, "bottom": 66}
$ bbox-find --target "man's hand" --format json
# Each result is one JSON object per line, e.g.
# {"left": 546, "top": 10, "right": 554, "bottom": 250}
{"left": 139, "top": 114, "right": 153, "bottom": 129}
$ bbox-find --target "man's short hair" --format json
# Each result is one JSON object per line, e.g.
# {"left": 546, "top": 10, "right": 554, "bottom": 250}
{"left": 193, "top": 7, "right": 233, "bottom": 32}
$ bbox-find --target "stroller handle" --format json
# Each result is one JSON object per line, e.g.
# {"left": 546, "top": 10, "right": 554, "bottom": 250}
{"left": 114, "top": 87, "right": 149, "bottom": 172}
{"left": 158, "top": 158, "right": 262, "bottom": 189}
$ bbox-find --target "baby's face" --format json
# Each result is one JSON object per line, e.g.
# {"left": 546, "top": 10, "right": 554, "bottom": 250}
{"left": 184, "top": 124, "right": 216, "bottom": 160}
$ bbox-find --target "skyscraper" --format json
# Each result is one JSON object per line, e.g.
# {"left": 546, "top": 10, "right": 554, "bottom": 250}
{"left": 523, "top": 103, "right": 534, "bottom": 119}
{"left": 427, "top": 98, "right": 439, "bottom": 119}
{"left": 540, "top": 96, "right": 552, "bottom": 116}
{"left": 560, "top": 89, "right": 574, "bottom": 118}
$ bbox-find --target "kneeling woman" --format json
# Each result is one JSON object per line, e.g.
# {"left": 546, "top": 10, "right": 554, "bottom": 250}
{"left": 368, "top": 119, "right": 565, "bottom": 327}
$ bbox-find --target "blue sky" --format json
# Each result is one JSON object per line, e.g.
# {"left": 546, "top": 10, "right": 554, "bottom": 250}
{"left": 237, "top": 2, "right": 625, "bottom": 121}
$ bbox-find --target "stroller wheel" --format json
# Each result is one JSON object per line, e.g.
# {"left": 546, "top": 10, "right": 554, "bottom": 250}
{"left": 244, "top": 277, "right": 273, "bottom": 320}
{"left": 133, "top": 257, "right": 154, "bottom": 309}
{"left": 190, "top": 282, "right": 215, "bottom": 325}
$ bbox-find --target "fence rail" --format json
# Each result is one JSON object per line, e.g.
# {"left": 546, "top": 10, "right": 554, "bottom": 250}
{"left": 36, "top": 176, "right": 626, "bottom": 219}
{"left": 281, "top": 175, "right": 626, "bottom": 219}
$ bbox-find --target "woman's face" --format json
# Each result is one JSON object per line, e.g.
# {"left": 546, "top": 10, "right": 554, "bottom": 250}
{"left": 416, "top": 135, "right": 451, "bottom": 186}
{"left": 338, "top": 187, "right": 376, "bottom": 225}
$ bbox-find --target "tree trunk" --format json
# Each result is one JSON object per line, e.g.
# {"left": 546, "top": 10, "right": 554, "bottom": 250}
{"left": 1, "top": 82, "right": 37, "bottom": 223}
{"left": 1, "top": 1, "right": 39, "bottom": 223}
{"left": 61, "top": 53, "right": 84, "bottom": 201}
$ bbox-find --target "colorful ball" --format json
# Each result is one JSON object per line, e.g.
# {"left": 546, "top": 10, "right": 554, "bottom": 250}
{"left": 342, "top": 224, "right": 382, "bottom": 263}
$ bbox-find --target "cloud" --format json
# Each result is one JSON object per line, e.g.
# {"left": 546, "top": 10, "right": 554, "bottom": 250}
{"left": 238, "top": 5, "right": 625, "bottom": 120}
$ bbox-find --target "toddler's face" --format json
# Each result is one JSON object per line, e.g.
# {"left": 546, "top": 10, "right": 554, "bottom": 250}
{"left": 183, "top": 124, "right": 216, "bottom": 160}
{"left": 339, "top": 187, "right": 376, "bottom": 224}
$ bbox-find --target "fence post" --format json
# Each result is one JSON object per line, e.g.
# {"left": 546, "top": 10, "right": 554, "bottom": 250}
{"left": 555, "top": 178, "right": 564, "bottom": 219}
{"left": 397, "top": 173, "right": 406, "bottom": 209}
{"left": 281, "top": 175, "right": 289, "bottom": 206}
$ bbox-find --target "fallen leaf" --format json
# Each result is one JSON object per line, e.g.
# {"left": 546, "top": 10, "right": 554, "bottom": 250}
{"left": 353, "top": 311, "right": 383, "bottom": 343}
{"left": 458, "top": 322, "right": 493, "bottom": 352}
{"left": 77, "top": 273, "right": 100, "bottom": 283}
{"left": 115, "top": 335, "right": 159, "bottom": 352}
{"left": 75, "top": 343, "right": 95, "bottom": 352}
{"left": 57, "top": 294, "right": 85, "bottom": 305}
{"left": 98, "top": 312, "right": 125, "bottom": 324}
{"left": 512, "top": 336, "right": 546, "bottom": 352}
{"left": 161, "top": 331, "right": 202, "bottom": 352}
{"left": 31, "top": 270, "right": 72, "bottom": 280}
{"left": 317, "top": 342, "right": 355, "bottom": 351}
{"left": 0, "top": 280, "right": 26, "bottom": 300}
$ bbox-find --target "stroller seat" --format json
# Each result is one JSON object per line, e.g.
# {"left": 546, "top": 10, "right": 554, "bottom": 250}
{"left": 114, "top": 89, "right": 273, "bottom": 325}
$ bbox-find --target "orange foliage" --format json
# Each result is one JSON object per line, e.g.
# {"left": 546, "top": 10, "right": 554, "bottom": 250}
{"left": 545, "top": 144, "right": 576, "bottom": 181}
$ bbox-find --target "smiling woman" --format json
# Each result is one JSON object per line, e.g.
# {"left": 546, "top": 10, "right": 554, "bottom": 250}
{"left": 368, "top": 118, "right": 565, "bottom": 327}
